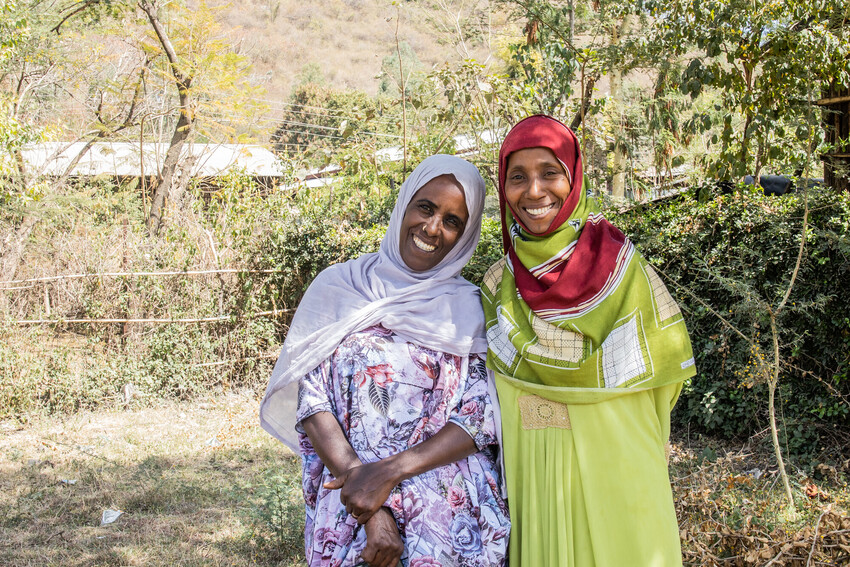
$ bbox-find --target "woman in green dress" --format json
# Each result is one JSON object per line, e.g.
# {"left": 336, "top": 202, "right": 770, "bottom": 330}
{"left": 481, "top": 115, "right": 696, "bottom": 566}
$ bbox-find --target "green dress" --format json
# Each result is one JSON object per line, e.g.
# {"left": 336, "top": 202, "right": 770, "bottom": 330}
{"left": 495, "top": 374, "right": 683, "bottom": 566}
{"left": 482, "top": 115, "right": 695, "bottom": 566}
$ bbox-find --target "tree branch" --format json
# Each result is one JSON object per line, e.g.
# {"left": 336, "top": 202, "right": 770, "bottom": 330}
{"left": 138, "top": 0, "right": 191, "bottom": 95}
{"left": 51, "top": 0, "right": 100, "bottom": 34}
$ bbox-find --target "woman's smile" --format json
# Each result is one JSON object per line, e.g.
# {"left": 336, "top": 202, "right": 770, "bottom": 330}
{"left": 524, "top": 203, "right": 558, "bottom": 217}
{"left": 504, "top": 147, "right": 572, "bottom": 234}
{"left": 412, "top": 234, "right": 437, "bottom": 252}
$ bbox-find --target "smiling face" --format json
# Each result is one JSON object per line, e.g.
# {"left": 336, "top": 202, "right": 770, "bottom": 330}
{"left": 504, "top": 147, "right": 572, "bottom": 234}
{"left": 399, "top": 174, "right": 469, "bottom": 272}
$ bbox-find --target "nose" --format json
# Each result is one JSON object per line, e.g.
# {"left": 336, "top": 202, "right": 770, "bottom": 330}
{"left": 527, "top": 174, "right": 544, "bottom": 198}
{"left": 422, "top": 215, "right": 440, "bottom": 235}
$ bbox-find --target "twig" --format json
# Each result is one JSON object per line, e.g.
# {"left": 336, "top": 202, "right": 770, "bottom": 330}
{"left": 780, "top": 360, "right": 850, "bottom": 411}
{"left": 764, "top": 546, "right": 787, "bottom": 566}
{"left": 654, "top": 265, "right": 750, "bottom": 343}
{"left": 44, "top": 530, "right": 65, "bottom": 543}
{"left": 43, "top": 438, "right": 122, "bottom": 467}
{"left": 807, "top": 504, "right": 832, "bottom": 566}
{"left": 191, "top": 353, "right": 279, "bottom": 367}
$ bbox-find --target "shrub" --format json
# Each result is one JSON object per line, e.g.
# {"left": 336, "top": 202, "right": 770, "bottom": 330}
{"left": 243, "top": 466, "right": 306, "bottom": 562}
{"left": 611, "top": 187, "right": 850, "bottom": 459}
{"left": 461, "top": 216, "right": 503, "bottom": 284}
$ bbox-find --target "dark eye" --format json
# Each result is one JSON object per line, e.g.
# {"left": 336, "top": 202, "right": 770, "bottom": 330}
{"left": 418, "top": 203, "right": 433, "bottom": 214}
{"left": 446, "top": 217, "right": 460, "bottom": 228}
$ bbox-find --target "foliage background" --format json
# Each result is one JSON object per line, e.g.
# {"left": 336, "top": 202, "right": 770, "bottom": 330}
{"left": 0, "top": 0, "right": 848, "bottom": 484}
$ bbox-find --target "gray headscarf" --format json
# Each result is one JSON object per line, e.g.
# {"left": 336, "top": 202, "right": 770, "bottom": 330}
{"left": 260, "top": 154, "right": 488, "bottom": 448}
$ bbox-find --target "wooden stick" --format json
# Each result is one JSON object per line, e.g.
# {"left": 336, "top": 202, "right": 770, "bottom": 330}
{"left": 815, "top": 94, "right": 850, "bottom": 106}
{"left": 5, "top": 310, "right": 291, "bottom": 325}
{"left": 807, "top": 505, "right": 832, "bottom": 566}
{"left": 191, "top": 353, "right": 279, "bottom": 367}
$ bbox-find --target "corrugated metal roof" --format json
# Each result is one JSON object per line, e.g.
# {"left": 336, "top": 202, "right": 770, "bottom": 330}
{"left": 21, "top": 142, "right": 288, "bottom": 178}
{"left": 22, "top": 130, "right": 501, "bottom": 182}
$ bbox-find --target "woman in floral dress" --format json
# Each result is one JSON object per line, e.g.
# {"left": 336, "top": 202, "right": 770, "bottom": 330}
{"left": 260, "top": 155, "right": 510, "bottom": 567}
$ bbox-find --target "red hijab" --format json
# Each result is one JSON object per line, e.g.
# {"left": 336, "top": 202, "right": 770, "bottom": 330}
{"left": 498, "top": 115, "right": 628, "bottom": 315}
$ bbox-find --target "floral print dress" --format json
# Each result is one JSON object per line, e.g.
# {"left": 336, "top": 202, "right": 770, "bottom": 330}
{"left": 296, "top": 325, "right": 510, "bottom": 567}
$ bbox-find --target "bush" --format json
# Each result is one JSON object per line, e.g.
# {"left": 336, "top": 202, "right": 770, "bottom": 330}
{"left": 461, "top": 216, "right": 503, "bottom": 284}
{"left": 611, "top": 187, "right": 850, "bottom": 458}
{"left": 242, "top": 465, "right": 306, "bottom": 562}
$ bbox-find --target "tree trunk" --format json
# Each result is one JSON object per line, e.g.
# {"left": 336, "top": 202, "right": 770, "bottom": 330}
{"left": 608, "top": 16, "right": 634, "bottom": 199}
{"left": 769, "top": 311, "right": 796, "bottom": 513}
{"left": 570, "top": 73, "right": 598, "bottom": 132}
{"left": 139, "top": 0, "right": 195, "bottom": 236}
{"left": 167, "top": 151, "right": 197, "bottom": 214}
{"left": 146, "top": 111, "right": 193, "bottom": 234}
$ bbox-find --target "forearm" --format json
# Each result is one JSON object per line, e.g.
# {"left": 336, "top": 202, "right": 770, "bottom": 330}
{"left": 326, "top": 421, "right": 479, "bottom": 523}
{"left": 300, "top": 411, "right": 362, "bottom": 477}
{"left": 383, "top": 421, "right": 477, "bottom": 485}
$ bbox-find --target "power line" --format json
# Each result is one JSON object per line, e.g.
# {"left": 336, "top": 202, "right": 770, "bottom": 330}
{"left": 205, "top": 109, "right": 403, "bottom": 140}
{"left": 248, "top": 97, "right": 400, "bottom": 123}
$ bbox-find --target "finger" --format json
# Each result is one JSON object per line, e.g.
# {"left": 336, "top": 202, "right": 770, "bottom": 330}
{"left": 369, "top": 549, "right": 389, "bottom": 567}
{"left": 323, "top": 476, "right": 344, "bottom": 489}
{"left": 360, "top": 545, "right": 376, "bottom": 564}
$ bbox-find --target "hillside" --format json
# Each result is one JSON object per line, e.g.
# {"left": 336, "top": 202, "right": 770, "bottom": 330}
{"left": 208, "top": 0, "right": 521, "bottom": 101}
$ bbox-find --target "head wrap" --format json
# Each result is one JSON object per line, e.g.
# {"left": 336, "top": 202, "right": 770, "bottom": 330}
{"left": 261, "top": 154, "right": 487, "bottom": 448}
{"left": 482, "top": 115, "right": 695, "bottom": 401}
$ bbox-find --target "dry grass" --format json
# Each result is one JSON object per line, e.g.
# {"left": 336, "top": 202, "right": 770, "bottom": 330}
{"left": 0, "top": 392, "right": 304, "bottom": 567}
{"left": 670, "top": 437, "right": 850, "bottom": 566}
{"left": 2, "top": 393, "right": 847, "bottom": 566}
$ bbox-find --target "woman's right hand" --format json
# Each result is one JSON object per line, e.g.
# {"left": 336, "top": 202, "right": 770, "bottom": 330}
{"left": 324, "top": 459, "right": 400, "bottom": 523}
{"left": 361, "top": 507, "right": 403, "bottom": 567}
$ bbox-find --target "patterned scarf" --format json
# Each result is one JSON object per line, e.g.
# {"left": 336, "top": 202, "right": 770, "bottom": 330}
{"left": 482, "top": 115, "right": 696, "bottom": 401}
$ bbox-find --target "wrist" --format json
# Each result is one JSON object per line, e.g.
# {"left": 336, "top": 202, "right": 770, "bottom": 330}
{"left": 379, "top": 453, "right": 408, "bottom": 486}
{"left": 366, "top": 506, "right": 395, "bottom": 527}
{"left": 322, "top": 456, "right": 362, "bottom": 479}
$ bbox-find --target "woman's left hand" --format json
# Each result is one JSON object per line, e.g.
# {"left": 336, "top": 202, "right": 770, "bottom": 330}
{"left": 324, "top": 460, "right": 399, "bottom": 524}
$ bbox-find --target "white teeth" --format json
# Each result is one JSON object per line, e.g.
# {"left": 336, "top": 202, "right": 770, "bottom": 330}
{"left": 413, "top": 235, "right": 436, "bottom": 252}
{"left": 526, "top": 204, "right": 554, "bottom": 216}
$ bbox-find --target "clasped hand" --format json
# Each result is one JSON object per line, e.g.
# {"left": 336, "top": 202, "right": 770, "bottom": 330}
{"left": 324, "top": 460, "right": 403, "bottom": 567}
{"left": 323, "top": 459, "right": 400, "bottom": 524}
